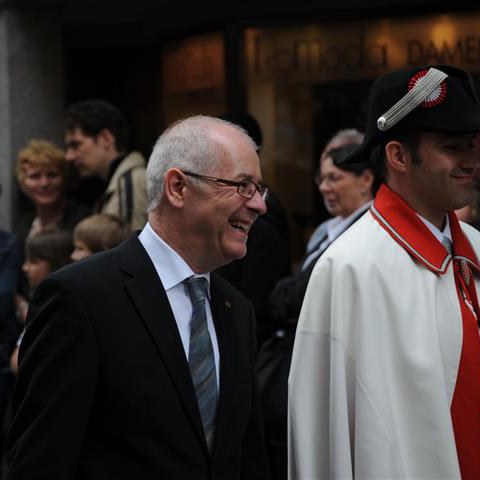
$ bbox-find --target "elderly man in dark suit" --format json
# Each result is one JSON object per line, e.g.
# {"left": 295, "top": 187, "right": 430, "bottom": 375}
{"left": 7, "top": 116, "right": 271, "bottom": 480}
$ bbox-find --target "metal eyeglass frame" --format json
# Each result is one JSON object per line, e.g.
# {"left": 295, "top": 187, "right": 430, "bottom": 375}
{"left": 182, "top": 171, "right": 269, "bottom": 200}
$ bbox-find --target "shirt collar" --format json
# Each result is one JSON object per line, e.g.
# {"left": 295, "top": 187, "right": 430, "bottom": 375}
{"left": 417, "top": 213, "right": 452, "bottom": 244}
{"left": 138, "top": 222, "right": 210, "bottom": 294}
{"left": 326, "top": 201, "right": 372, "bottom": 243}
{"left": 371, "top": 184, "right": 480, "bottom": 274}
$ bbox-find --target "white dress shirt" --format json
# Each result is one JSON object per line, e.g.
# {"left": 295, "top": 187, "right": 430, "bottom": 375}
{"left": 139, "top": 222, "right": 220, "bottom": 388}
{"left": 418, "top": 214, "right": 452, "bottom": 248}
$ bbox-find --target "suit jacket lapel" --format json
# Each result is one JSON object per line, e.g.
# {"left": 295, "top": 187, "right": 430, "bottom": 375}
{"left": 118, "top": 235, "right": 206, "bottom": 448}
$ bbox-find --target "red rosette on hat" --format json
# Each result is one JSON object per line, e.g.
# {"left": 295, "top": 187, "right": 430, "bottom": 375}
{"left": 408, "top": 68, "right": 447, "bottom": 108}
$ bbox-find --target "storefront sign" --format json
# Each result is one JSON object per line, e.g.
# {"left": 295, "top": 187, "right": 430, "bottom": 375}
{"left": 246, "top": 13, "right": 480, "bottom": 83}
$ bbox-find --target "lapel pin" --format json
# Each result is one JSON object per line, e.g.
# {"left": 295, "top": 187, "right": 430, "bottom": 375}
{"left": 224, "top": 300, "right": 231, "bottom": 308}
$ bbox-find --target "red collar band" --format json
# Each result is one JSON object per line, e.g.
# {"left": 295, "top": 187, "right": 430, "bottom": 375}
{"left": 371, "top": 184, "right": 480, "bottom": 274}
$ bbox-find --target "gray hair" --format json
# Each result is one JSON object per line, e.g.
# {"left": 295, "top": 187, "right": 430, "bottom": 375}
{"left": 146, "top": 115, "right": 257, "bottom": 211}
{"left": 322, "top": 128, "right": 364, "bottom": 159}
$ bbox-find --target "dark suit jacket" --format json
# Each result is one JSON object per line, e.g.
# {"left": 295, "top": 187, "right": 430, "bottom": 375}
{"left": 7, "top": 234, "right": 270, "bottom": 480}
{"left": 216, "top": 215, "right": 291, "bottom": 346}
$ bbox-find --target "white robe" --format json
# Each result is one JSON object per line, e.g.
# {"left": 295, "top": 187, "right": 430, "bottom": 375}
{"left": 288, "top": 195, "right": 480, "bottom": 480}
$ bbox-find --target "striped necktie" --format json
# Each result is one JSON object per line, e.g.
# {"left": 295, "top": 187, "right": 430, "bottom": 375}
{"left": 184, "top": 276, "right": 218, "bottom": 452}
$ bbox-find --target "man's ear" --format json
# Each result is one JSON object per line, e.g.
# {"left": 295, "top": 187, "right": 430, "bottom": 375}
{"left": 97, "top": 129, "right": 116, "bottom": 150}
{"left": 385, "top": 140, "right": 410, "bottom": 173}
{"left": 164, "top": 169, "right": 187, "bottom": 208}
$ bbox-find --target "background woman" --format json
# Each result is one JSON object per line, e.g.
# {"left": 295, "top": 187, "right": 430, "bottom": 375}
{"left": 15, "top": 139, "right": 90, "bottom": 242}
{"left": 14, "top": 139, "right": 90, "bottom": 317}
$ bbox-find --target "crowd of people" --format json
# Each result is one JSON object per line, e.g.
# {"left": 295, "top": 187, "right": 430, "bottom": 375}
{"left": 1, "top": 63, "right": 480, "bottom": 480}
{"left": 0, "top": 99, "right": 148, "bottom": 478}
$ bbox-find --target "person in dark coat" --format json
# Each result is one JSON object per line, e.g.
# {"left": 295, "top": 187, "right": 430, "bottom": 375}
{"left": 0, "top": 225, "right": 21, "bottom": 479}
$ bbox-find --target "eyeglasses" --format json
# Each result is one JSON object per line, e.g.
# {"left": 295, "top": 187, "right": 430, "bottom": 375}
{"left": 182, "top": 171, "right": 269, "bottom": 200}
{"left": 314, "top": 169, "right": 347, "bottom": 187}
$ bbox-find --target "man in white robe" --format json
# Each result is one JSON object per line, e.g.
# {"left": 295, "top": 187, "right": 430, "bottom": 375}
{"left": 288, "top": 64, "right": 480, "bottom": 480}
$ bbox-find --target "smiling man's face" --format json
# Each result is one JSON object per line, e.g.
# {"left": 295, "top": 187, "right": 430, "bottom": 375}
{"left": 175, "top": 126, "right": 267, "bottom": 273}
{"left": 406, "top": 132, "right": 477, "bottom": 225}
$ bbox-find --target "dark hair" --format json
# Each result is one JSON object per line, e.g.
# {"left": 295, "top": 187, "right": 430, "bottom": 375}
{"left": 328, "top": 143, "right": 382, "bottom": 195}
{"left": 328, "top": 144, "right": 364, "bottom": 173}
{"left": 66, "top": 99, "right": 129, "bottom": 152}
{"left": 398, "top": 131, "right": 422, "bottom": 165}
{"left": 371, "top": 131, "right": 423, "bottom": 183}
{"left": 25, "top": 228, "right": 72, "bottom": 272}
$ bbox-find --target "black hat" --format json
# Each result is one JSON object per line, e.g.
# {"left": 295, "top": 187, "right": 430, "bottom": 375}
{"left": 336, "top": 65, "right": 480, "bottom": 167}
{"left": 328, "top": 143, "right": 367, "bottom": 173}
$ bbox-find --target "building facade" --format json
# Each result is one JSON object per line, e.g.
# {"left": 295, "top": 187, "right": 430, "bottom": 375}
{"left": 1, "top": 1, "right": 479, "bottom": 257}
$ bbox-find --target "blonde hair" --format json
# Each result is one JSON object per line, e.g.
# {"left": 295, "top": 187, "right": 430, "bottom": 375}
{"left": 73, "top": 214, "right": 129, "bottom": 253}
{"left": 16, "top": 139, "right": 67, "bottom": 184}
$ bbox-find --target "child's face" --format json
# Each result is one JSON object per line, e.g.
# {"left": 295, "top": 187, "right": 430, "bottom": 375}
{"left": 71, "top": 239, "right": 93, "bottom": 262}
{"left": 22, "top": 257, "right": 51, "bottom": 289}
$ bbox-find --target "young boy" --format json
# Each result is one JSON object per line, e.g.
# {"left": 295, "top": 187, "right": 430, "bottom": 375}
{"left": 71, "top": 213, "right": 129, "bottom": 261}
{"left": 11, "top": 228, "right": 72, "bottom": 373}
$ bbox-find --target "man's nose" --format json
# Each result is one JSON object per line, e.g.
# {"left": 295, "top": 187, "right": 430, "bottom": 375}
{"left": 246, "top": 190, "right": 267, "bottom": 215}
{"left": 65, "top": 149, "right": 75, "bottom": 162}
